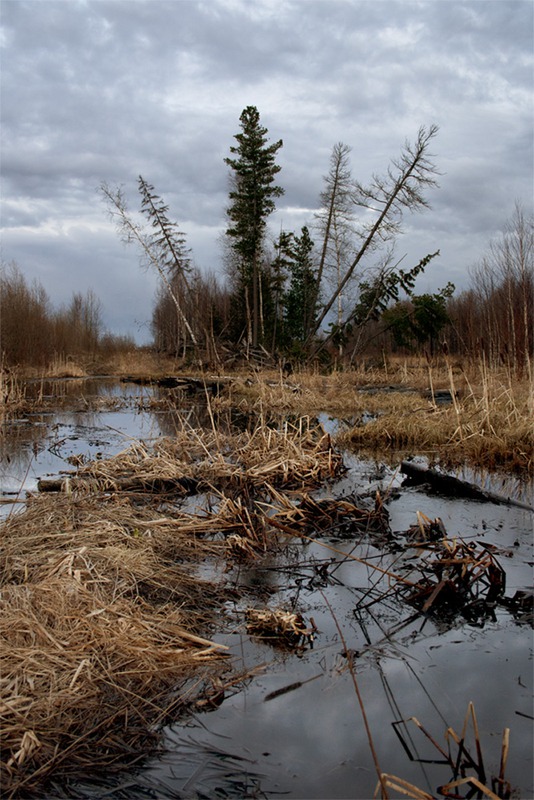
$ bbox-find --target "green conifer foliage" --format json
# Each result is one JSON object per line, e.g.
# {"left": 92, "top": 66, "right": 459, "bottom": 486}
{"left": 225, "top": 106, "right": 284, "bottom": 347}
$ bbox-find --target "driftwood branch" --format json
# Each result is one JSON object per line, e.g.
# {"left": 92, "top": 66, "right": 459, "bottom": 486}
{"left": 400, "top": 461, "right": 533, "bottom": 512}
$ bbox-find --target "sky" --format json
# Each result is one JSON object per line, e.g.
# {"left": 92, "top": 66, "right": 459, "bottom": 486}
{"left": 1, "top": 0, "right": 533, "bottom": 343}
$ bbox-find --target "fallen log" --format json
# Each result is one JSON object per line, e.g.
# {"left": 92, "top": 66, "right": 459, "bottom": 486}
{"left": 120, "top": 375, "right": 232, "bottom": 394}
{"left": 37, "top": 475, "right": 199, "bottom": 495}
{"left": 400, "top": 460, "right": 533, "bottom": 512}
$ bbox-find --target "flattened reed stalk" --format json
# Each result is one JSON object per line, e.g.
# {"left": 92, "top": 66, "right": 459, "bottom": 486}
{"left": 0, "top": 493, "right": 230, "bottom": 797}
{"left": 1, "top": 419, "right": 343, "bottom": 795}
{"left": 76, "top": 417, "right": 343, "bottom": 493}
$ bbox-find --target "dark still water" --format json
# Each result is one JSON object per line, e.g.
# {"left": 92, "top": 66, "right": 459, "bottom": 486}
{"left": 1, "top": 378, "right": 532, "bottom": 799}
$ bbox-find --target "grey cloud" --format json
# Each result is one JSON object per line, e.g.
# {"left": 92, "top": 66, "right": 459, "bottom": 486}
{"left": 1, "top": 0, "right": 532, "bottom": 340}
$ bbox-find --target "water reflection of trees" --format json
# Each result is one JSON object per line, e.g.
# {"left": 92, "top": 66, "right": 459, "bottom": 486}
{"left": 149, "top": 389, "right": 262, "bottom": 438}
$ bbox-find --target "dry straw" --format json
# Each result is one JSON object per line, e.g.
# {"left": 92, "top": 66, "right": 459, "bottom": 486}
{"left": 1, "top": 417, "right": 344, "bottom": 797}
{"left": 0, "top": 491, "right": 231, "bottom": 797}
{"left": 216, "top": 361, "right": 533, "bottom": 472}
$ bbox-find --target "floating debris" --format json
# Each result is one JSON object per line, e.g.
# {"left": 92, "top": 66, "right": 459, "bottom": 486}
{"left": 397, "top": 515, "right": 507, "bottom": 622}
{"left": 263, "top": 673, "right": 323, "bottom": 702}
{"left": 245, "top": 608, "right": 317, "bottom": 649}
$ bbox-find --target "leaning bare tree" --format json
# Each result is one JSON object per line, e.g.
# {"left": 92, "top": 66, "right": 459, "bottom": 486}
{"left": 309, "top": 125, "right": 441, "bottom": 355}
{"left": 100, "top": 179, "right": 199, "bottom": 356}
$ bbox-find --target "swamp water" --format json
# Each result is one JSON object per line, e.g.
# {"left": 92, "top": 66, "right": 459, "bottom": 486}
{"left": 1, "top": 378, "right": 532, "bottom": 799}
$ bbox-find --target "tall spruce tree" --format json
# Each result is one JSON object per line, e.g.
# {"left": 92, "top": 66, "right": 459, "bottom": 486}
{"left": 225, "top": 106, "right": 284, "bottom": 348}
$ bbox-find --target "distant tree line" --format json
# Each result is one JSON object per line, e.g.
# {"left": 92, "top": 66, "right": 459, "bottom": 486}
{"left": 359, "top": 203, "right": 532, "bottom": 374}
{"left": 446, "top": 203, "right": 533, "bottom": 373}
{"left": 0, "top": 262, "right": 133, "bottom": 367}
{"left": 4, "top": 107, "right": 531, "bottom": 373}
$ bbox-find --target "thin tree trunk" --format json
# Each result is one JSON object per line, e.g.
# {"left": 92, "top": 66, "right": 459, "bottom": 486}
{"left": 311, "top": 126, "right": 438, "bottom": 341}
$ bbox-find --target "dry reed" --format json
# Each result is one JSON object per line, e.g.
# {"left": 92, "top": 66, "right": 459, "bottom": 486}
{"left": 0, "top": 418, "right": 345, "bottom": 796}
{"left": 45, "top": 354, "right": 87, "bottom": 379}
{"left": 214, "top": 360, "right": 532, "bottom": 472}
{"left": 384, "top": 701, "right": 512, "bottom": 799}
{"left": 0, "top": 368, "right": 27, "bottom": 421}
{"left": 73, "top": 417, "right": 344, "bottom": 494}
{"left": 0, "top": 492, "right": 230, "bottom": 797}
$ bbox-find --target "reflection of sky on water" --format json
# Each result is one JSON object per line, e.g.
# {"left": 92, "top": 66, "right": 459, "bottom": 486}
{"left": 319, "top": 411, "right": 534, "bottom": 509}
{"left": 0, "top": 410, "right": 161, "bottom": 497}
{"left": 2, "top": 380, "right": 532, "bottom": 797}
{"left": 149, "top": 514, "right": 533, "bottom": 798}
{"left": 0, "top": 380, "right": 205, "bottom": 506}
{"left": 148, "top": 615, "right": 532, "bottom": 799}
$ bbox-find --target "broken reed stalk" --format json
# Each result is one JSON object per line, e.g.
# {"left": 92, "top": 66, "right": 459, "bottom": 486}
{"left": 456, "top": 702, "right": 486, "bottom": 785}
{"left": 426, "top": 353, "right": 437, "bottom": 410}
{"left": 202, "top": 378, "right": 219, "bottom": 443}
{"left": 444, "top": 351, "right": 463, "bottom": 442}
{"left": 479, "top": 351, "right": 492, "bottom": 435}
{"left": 378, "top": 775, "right": 434, "bottom": 800}
{"left": 319, "top": 590, "right": 388, "bottom": 800}
{"left": 389, "top": 703, "right": 513, "bottom": 800}
{"left": 498, "top": 728, "right": 510, "bottom": 787}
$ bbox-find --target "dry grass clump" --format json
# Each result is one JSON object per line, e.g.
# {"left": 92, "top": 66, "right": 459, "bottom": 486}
{"left": 76, "top": 418, "right": 344, "bottom": 494}
{"left": 45, "top": 354, "right": 88, "bottom": 378}
{"left": 228, "top": 417, "right": 344, "bottom": 488}
{"left": 343, "top": 371, "right": 533, "bottom": 472}
{"left": 217, "top": 360, "right": 528, "bottom": 472}
{"left": 100, "top": 349, "right": 184, "bottom": 379}
{"left": 268, "top": 492, "right": 390, "bottom": 539}
{"left": 245, "top": 607, "right": 314, "bottom": 648}
{"left": 220, "top": 363, "right": 533, "bottom": 472}
{"left": 0, "top": 493, "right": 230, "bottom": 797}
{"left": 220, "top": 370, "right": 367, "bottom": 415}
{"left": 1, "top": 418, "right": 345, "bottom": 796}
{"left": 0, "top": 367, "right": 27, "bottom": 420}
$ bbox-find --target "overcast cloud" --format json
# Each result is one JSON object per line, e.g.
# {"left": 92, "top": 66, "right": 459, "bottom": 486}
{"left": 1, "top": 0, "right": 532, "bottom": 341}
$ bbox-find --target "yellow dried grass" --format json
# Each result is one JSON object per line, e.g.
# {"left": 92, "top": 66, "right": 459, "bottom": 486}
{"left": 1, "top": 418, "right": 343, "bottom": 795}
{"left": 76, "top": 418, "right": 344, "bottom": 493}
{"left": 343, "top": 379, "right": 533, "bottom": 472}
{"left": 245, "top": 607, "right": 314, "bottom": 648}
{"left": 0, "top": 493, "right": 229, "bottom": 797}
{"left": 216, "top": 362, "right": 532, "bottom": 472}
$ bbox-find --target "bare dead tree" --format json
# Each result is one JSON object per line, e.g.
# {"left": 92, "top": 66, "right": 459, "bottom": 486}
{"left": 312, "top": 143, "right": 355, "bottom": 338}
{"left": 310, "top": 125, "right": 440, "bottom": 343}
{"left": 100, "top": 182, "right": 199, "bottom": 354}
